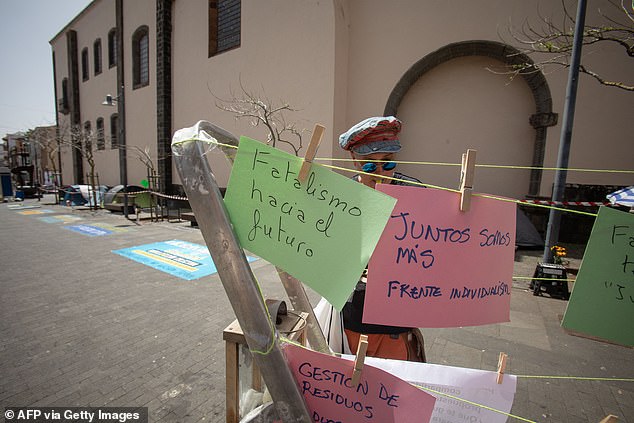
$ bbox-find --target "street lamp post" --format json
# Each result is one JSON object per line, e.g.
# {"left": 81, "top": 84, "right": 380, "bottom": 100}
{"left": 542, "top": 0, "right": 587, "bottom": 263}
{"left": 102, "top": 91, "right": 129, "bottom": 218}
{"left": 101, "top": 0, "right": 129, "bottom": 218}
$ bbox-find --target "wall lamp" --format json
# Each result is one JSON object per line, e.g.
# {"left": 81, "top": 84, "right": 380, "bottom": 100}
{"left": 102, "top": 94, "right": 119, "bottom": 106}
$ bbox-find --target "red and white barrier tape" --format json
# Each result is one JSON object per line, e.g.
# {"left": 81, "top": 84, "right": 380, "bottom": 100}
{"left": 49, "top": 187, "right": 615, "bottom": 208}
{"left": 519, "top": 199, "right": 610, "bottom": 207}
{"left": 124, "top": 190, "right": 189, "bottom": 201}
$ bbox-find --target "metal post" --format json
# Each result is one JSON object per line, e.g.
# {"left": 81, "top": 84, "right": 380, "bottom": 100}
{"left": 116, "top": 0, "right": 128, "bottom": 218}
{"left": 277, "top": 269, "right": 332, "bottom": 354}
{"left": 195, "top": 121, "right": 331, "bottom": 354}
{"left": 542, "top": 0, "right": 587, "bottom": 263}
{"left": 172, "top": 137, "right": 311, "bottom": 422}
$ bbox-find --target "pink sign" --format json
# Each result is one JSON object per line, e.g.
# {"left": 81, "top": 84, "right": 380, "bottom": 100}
{"left": 364, "top": 185, "right": 516, "bottom": 328}
{"left": 283, "top": 343, "right": 436, "bottom": 423}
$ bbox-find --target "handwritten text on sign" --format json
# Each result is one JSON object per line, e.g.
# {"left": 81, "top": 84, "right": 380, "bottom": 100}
{"left": 364, "top": 186, "right": 516, "bottom": 328}
{"left": 283, "top": 343, "right": 436, "bottom": 423}
{"left": 343, "top": 355, "right": 517, "bottom": 423}
{"left": 562, "top": 206, "right": 634, "bottom": 346}
{"left": 224, "top": 137, "right": 397, "bottom": 310}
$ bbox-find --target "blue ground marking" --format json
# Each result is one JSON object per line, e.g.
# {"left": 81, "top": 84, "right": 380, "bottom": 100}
{"left": 64, "top": 224, "right": 113, "bottom": 236}
{"left": 112, "top": 239, "right": 258, "bottom": 280}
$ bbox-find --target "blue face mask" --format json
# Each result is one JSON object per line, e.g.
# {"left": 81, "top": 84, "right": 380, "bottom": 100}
{"left": 361, "top": 161, "right": 397, "bottom": 173}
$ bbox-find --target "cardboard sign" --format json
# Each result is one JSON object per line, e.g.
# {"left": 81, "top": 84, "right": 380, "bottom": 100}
{"left": 364, "top": 186, "right": 516, "bottom": 328}
{"left": 224, "top": 137, "right": 397, "bottom": 310}
{"left": 113, "top": 239, "right": 258, "bottom": 280}
{"left": 342, "top": 355, "right": 517, "bottom": 423}
{"left": 561, "top": 207, "right": 634, "bottom": 346}
{"left": 283, "top": 343, "right": 436, "bottom": 423}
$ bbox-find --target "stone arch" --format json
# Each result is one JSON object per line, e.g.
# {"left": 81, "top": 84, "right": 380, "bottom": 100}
{"left": 384, "top": 40, "right": 557, "bottom": 197}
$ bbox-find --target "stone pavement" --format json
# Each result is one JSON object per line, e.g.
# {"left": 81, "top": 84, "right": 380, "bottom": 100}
{"left": 1, "top": 197, "right": 632, "bottom": 423}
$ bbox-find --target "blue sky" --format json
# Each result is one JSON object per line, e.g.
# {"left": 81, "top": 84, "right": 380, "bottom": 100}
{"left": 0, "top": 0, "right": 92, "bottom": 138}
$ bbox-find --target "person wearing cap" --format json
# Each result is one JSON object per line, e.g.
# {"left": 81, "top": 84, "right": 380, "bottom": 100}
{"left": 339, "top": 116, "right": 420, "bottom": 189}
{"left": 338, "top": 116, "right": 425, "bottom": 362}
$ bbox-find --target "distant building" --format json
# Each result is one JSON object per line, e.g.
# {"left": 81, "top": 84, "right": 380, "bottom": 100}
{"left": 4, "top": 132, "right": 32, "bottom": 188}
{"left": 50, "top": 0, "right": 633, "bottom": 203}
{"left": 28, "top": 125, "right": 58, "bottom": 187}
{"left": 0, "top": 138, "right": 7, "bottom": 167}
{"left": 1, "top": 127, "right": 56, "bottom": 192}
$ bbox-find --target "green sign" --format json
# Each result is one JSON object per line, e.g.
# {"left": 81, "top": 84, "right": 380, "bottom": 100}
{"left": 224, "top": 137, "right": 397, "bottom": 310}
{"left": 561, "top": 206, "right": 634, "bottom": 346}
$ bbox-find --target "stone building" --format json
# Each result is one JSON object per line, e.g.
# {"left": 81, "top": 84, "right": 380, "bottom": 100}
{"left": 49, "top": 0, "right": 633, "bottom": 204}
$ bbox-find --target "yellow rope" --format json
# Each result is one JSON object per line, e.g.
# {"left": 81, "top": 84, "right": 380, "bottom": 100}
{"left": 413, "top": 384, "right": 537, "bottom": 423}
{"left": 316, "top": 157, "right": 634, "bottom": 174}
{"left": 320, "top": 162, "right": 599, "bottom": 217}
{"left": 516, "top": 375, "right": 634, "bottom": 382}
{"left": 183, "top": 136, "right": 628, "bottom": 218}
{"left": 513, "top": 276, "right": 576, "bottom": 283}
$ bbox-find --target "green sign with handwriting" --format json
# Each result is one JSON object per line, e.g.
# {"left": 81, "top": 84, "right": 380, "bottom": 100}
{"left": 224, "top": 137, "right": 397, "bottom": 310}
{"left": 561, "top": 206, "right": 634, "bottom": 346}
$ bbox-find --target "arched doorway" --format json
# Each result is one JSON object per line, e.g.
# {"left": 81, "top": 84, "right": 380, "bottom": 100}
{"left": 384, "top": 40, "right": 557, "bottom": 197}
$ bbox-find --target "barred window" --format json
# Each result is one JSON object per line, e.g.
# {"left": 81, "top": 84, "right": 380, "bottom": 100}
{"left": 132, "top": 26, "right": 150, "bottom": 89}
{"left": 94, "top": 38, "right": 102, "bottom": 75}
{"left": 96, "top": 118, "right": 105, "bottom": 150}
{"left": 108, "top": 28, "right": 117, "bottom": 68}
{"left": 110, "top": 114, "right": 119, "bottom": 149}
{"left": 60, "top": 78, "right": 69, "bottom": 112}
{"left": 81, "top": 48, "right": 89, "bottom": 81}
{"left": 84, "top": 121, "right": 92, "bottom": 151}
{"left": 209, "top": 0, "right": 241, "bottom": 57}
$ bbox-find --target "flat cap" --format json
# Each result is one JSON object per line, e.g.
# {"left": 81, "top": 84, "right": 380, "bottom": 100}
{"left": 338, "top": 116, "right": 402, "bottom": 155}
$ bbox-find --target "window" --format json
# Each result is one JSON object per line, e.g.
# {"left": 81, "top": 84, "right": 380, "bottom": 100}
{"left": 132, "top": 26, "right": 149, "bottom": 89}
{"left": 208, "top": 0, "right": 241, "bottom": 57}
{"left": 96, "top": 118, "right": 105, "bottom": 150}
{"left": 93, "top": 39, "right": 102, "bottom": 75}
{"left": 81, "top": 48, "right": 89, "bottom": 81}
{"left": 108, "top": 28, "right": 117, "bottom": 68}
{"left": 60, "top": 78, "right": 69, "bottom": 113}
{"left": 84, "top": 121, "right": 92, "bottom": 151}
{"left": 110, "top": 114, "right": 118, "bottom": 149}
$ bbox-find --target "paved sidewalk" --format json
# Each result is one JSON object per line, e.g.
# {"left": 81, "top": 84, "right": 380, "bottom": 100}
{"left": 1, "top": 197, "right": 633, "bottom": 423}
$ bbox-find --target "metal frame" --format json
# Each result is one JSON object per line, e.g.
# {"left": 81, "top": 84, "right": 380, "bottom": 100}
{"left": 172, "top": 124, "right": 311, "bottom": 422}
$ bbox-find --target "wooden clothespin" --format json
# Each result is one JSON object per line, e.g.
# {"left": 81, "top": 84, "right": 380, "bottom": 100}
{"left": 599, "top": 415, "right": 619, "bottom": 423}
{"left": 298, "top": 124, "right": 325, "bottom": 182}
{"left": 459, "top": 149, "right": 477, "bottom": 212}
{"left": 496, "top": 352, "right": 508, "bottom": 384}
{"left": 351, "top": 334, "right": 369, "bottom": 386}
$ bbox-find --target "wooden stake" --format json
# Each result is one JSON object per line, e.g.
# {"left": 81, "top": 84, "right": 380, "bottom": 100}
{"left": 599, "top": 415, "right": 619, "bottom": 423}
{"left": 298, "top": 124, "right": 325, "bottom": 182}
{"left": 459, "top": 149, "right": 477, "bottom": 212}
{"left": 496, "top": 352, "right": 508, "bottom": 384}
{"left": 351, "top": 334, "right": 369, "bottom": 386}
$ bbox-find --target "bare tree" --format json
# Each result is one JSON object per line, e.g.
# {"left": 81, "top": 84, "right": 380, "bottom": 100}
{"left": 117, "top": 144, "right": 156, "bottom": 177}
{"left": 213, "top": 81, "right": 307, "bottom": 156}
{"left": 26, "top": 124, "right": 91, "bottom": 204}
{"left": 25, "top": 127, "right": 61, "bottom": 190}
{"left": 501, "top": 0, "right": 634, "bottom": 91}
{"left": 46, "top": 122, "right": 103, "bottom": 208}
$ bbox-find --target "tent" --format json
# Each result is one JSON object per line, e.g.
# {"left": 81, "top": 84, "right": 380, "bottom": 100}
{"left": 515, "top": 207, "right": 544, "bottom": 248}
{"left": 63, "top": 185, "right": 108, "bottom": 206}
